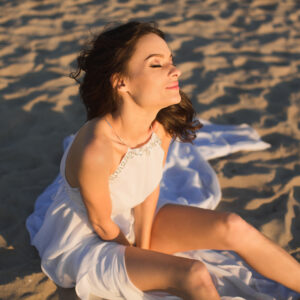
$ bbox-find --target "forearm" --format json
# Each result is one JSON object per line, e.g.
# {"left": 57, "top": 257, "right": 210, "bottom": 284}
{"left": 134, "top": 212, "right": 152, "bottom": 249}
{"left": 134, "top": 186, "right": 160, "bottom": 249}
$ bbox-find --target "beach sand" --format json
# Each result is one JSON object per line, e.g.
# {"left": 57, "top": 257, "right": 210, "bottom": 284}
{"left": 0, "top": 0, "right": 300, "bottom": 299}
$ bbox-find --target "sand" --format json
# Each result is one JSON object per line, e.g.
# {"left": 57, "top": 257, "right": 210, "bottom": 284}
{"left": 0, "top": 0, "right": 300, "bottom": 299}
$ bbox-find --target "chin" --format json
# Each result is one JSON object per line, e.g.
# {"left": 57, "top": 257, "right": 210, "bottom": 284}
{"left": 170, "top": 94, "right": 182, "bottom": 105}
{"left": 159, "top": 97, "right": 181, "bottom": 109}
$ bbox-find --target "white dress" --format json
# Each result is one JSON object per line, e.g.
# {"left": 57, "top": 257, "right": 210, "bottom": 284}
{"left": 26, "top": 120, "right": 300, "bottom": 300}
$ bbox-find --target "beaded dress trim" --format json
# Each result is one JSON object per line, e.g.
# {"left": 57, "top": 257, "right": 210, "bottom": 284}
{"left": 109, "top": 132, "right": 162, "bottom": 181}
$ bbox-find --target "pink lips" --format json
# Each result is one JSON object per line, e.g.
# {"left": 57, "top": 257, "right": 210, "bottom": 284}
{"left": 166, "top": 82, "right": 179, "bottom": 90}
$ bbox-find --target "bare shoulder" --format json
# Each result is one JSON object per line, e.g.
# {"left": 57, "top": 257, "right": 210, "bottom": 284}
{"left": 79, "top": 118, "right": 113, "bottom": 173}
{"left": 66, "top": 118, "right": 114, "bottom": 188}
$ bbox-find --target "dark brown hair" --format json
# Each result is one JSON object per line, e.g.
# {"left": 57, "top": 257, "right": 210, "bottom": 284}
{"left": 70, "top": 21, "right": 202, "bottom": 143}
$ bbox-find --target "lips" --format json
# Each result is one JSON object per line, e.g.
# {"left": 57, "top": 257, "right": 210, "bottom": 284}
{"left": 166, "top": 82, "right": 179, "bottom": 89}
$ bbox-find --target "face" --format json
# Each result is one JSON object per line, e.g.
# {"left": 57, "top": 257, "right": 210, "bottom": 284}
{"left": 117, "top": 33, "right": 181, "bottom": 110}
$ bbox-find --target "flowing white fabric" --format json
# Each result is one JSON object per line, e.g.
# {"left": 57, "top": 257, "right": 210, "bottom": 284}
{"left": 26, "top": 120, "right": 300, "bottom": 300}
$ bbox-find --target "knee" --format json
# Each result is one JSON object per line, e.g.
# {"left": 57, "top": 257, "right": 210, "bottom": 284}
{"left": 223, "top": 212, "right": 256, "bottom": 248}
{"left": 183, "top": 260, "right": 216, "bottom": 292}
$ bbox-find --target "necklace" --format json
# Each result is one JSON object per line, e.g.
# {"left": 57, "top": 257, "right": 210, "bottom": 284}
{"left": 104, "top": 118, "right": 153, "bottom": 149}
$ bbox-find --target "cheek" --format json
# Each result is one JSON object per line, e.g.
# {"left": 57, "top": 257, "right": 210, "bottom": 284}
{"left": 127, "top": 69, "right": 167, "bottom": 103}
{"left": 134, "top": 74, "right": 162, "bottom": 95}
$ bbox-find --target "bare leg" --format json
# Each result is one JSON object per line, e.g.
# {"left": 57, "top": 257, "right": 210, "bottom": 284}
{"left": 150, "top": 204, "right": 300, "bottom": 293}
{"left": 125, "top": 246, "right": 221, "bottom": 300}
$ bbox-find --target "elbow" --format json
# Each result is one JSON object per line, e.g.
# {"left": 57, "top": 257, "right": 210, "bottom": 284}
{"left": 92, "top": 220, "right": 119, "bottom": 241}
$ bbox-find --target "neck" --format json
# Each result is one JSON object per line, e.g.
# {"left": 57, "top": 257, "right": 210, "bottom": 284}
{"left": 109, "top": 102, "right": 159, "bottom": 148}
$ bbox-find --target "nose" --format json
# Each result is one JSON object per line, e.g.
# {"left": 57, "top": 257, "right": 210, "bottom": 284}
{"left": 170, "top": 64, "right": 181, "bottom": 78}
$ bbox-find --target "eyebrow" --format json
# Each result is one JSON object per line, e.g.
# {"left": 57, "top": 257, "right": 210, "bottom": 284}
{"left": 144, "top": 53, "right": 173, "bottom": 61}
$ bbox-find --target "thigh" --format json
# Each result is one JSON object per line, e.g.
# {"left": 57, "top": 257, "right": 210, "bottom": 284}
{"left": 124, "top": 245, "right": 195, "bottom": 297}
{"left": 150, "top": 204, "right": 231, "bottom": 254}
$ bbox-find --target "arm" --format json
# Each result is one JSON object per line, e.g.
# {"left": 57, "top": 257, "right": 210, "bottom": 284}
{"left": 133, "top": 125, "right": 172, "bottom": 249}
{"left": 77, "top": 136, "right": 131, "bottom": 246}
{"left": 134, "top": 185, "right": 160, "bottom": 249}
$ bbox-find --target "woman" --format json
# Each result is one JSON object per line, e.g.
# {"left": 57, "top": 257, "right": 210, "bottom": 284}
{"left": 27, "top": 21, "right": 300, "bottom": 299}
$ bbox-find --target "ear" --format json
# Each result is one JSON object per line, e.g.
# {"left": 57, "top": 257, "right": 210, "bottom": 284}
{"left": 110, "top": 73, "right": 128, "bottom": 92}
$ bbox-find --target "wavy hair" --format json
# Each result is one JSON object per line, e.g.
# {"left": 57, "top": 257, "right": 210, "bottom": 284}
{"left": 70, "top": 21, "right": 202, "bottom": 142}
